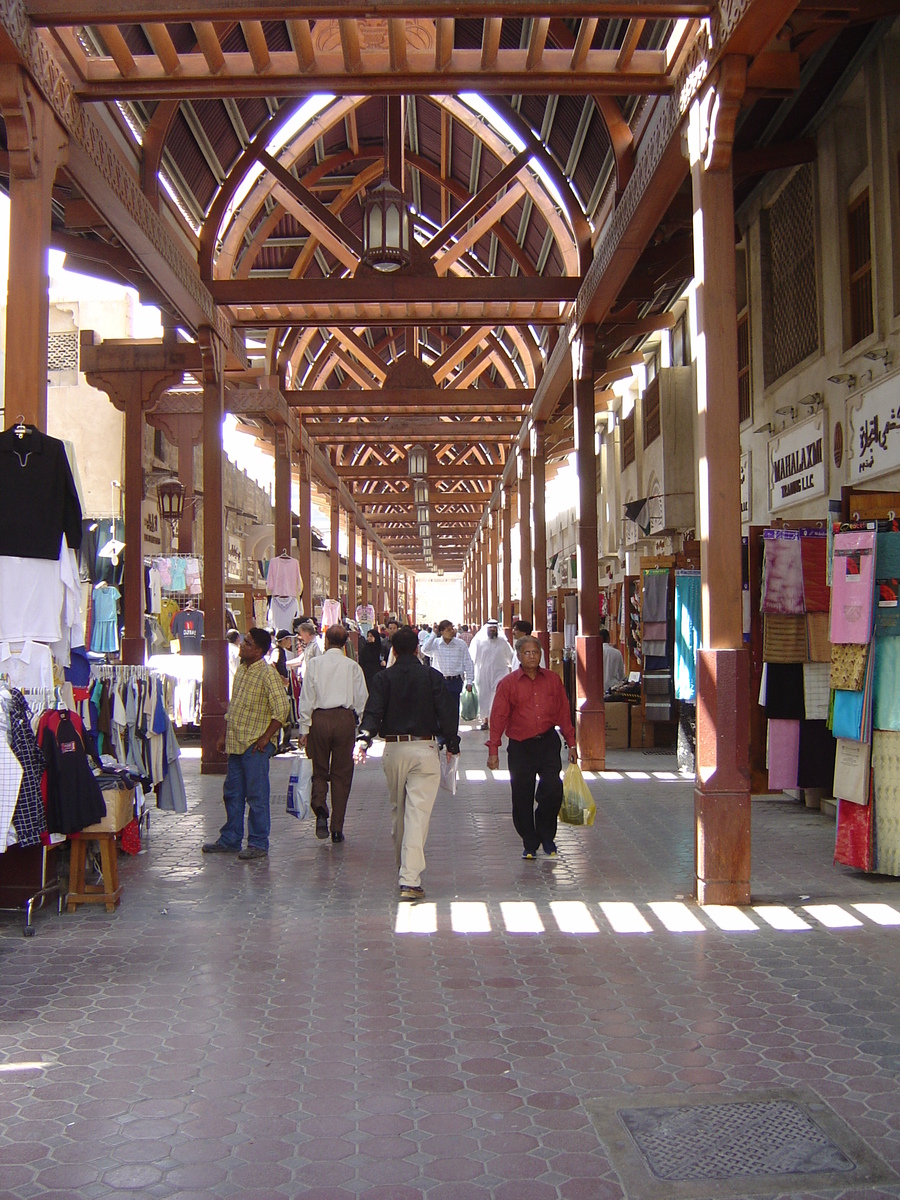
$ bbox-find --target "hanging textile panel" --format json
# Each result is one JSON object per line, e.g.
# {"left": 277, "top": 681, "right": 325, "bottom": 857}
{"left": 831, "top": 530, "right": 876, "bottom": 643}
{"left": 761, "top": 534, "right": 805, "bottom": 615}
{"left": 763, "top": 614, "right": 808, "bottom": 663}
{"left": 806, "top": 613, "right": 831, "bottom": 662}
{"left": 834, "top": 796, "right": 874, "bottom": 871}
{"left": 830, "top": 643, "right": 869, "bottom": 692}
{"left": 797, "top": 719, "right": 836, "bottom": 790}
{"left": 765, "top": 663, "right": 804, "bottom": 721}
{"left": 802, "top": 661, "right": 831, "bottom": 721}
{"left": 872, "top": 731, "right": 900, "bottom": 876}
{"left": 833, "top": 738, "right": 870, "bottom": 805}
{"left": 767, "top": 719, "right": 800, "bottom": 789}
{"left": 642, "top": 570, "right": 669, "bottom": 624}
{"left": 800, "top": 535, "right": 829, "bottom": 612}
{"left": 874, "top": 637, "right": 900, "bottom": 732}
{"left": 674, "top": 572, "right": 701, "bottom": 702}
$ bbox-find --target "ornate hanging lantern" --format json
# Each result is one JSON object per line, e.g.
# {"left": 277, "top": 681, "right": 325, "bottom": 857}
{"left": 407, "top": 444, "right": 428, "bottom": 478}
{"left": 157, "top": 477, "right": 185, "bottom": 530}
{"left": 362, "top": 179, "right": 412, "bottom": 271}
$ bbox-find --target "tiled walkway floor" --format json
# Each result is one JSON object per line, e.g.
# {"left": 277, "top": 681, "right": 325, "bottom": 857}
{"left": 3, "top": 724, "right": 900, "bottom": 1198}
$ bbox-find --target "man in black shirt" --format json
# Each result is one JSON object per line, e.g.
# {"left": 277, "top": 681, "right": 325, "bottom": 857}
{"left": 355, "top": 625, "right": 459, "bottom": 901}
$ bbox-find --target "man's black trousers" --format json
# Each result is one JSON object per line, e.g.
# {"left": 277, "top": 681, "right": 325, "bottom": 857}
{"left": 506, "top": 729, "right": 563, "bottom": 853}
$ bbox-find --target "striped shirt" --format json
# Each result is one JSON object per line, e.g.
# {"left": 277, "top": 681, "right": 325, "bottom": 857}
{"left": 420, "top": 634, "right": 475, "bottom": 684}
{"left": 225, "top": 658, "right": 291, "bottom": 754}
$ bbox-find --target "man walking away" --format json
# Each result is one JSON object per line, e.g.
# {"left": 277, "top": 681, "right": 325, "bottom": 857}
{"left": 356, "top": 626, "right": 460, "bottom": 901}
{"left": 487, "top": 635, "right": 577, "bottom": 860}
{"left": 298, "top": 624, "right": 369, "bottom": 843}
{"left": 471, "top": 619, "right": 515, "bottom": 729}
{"left": 203, "top": 628, "right": 291, "bottom": 860}
{"left": 420, "top": 620, "right": 475, "bottom": 708}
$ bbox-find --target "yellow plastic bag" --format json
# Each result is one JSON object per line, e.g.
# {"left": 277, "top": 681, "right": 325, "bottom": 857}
{"left": 559, "top": 762, "right": 596, "bottom": 826}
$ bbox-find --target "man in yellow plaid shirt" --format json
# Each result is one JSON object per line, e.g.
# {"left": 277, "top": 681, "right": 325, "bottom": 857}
{"left": 202, "top": 628, "right": 291, "bottom": 860}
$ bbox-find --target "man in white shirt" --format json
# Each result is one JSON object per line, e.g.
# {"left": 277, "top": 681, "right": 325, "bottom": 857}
{"left": 600, "top": 628, "right": 626, "bottom": 690}
{"left": 421, "top": 621, "right": 475, "bottom": 709}
{"left": 297, "top": 624, "right": 369, "bottom": 843}
{"left": 286, "top": 620, "right": 321, "bottom": 678}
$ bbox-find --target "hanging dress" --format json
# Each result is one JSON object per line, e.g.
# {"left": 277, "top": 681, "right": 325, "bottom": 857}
{"left": 90, "top": 585, "right": 121, "bottom": 653}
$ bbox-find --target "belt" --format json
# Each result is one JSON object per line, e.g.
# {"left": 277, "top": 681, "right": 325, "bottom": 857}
{"left": 383, "top": 734, "right": 434, "bottom": 742}
{"left": 445, "top": 675, "right": 463, "bottom": 682}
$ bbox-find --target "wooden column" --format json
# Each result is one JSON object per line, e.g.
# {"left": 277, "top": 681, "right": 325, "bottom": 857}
{"left": 330, "top": 489, "right": 340, "bottom": 602}
{"left": 473, "top": 530, "right": 482, "bottom": 626}
{"left": 361, "top": 530, "right": 369, "bottom": 607}
{"left": 532, "top": 422, "right": 550, "bottom": 664}
{"left": 502, "top": 487, "right": 513, "bottom": 640}
{"left": 375, "top": 548, "right": 382, "bottom": 620}
{"left": 273, "top": 426, "right": 292, "bottom": 557}
{"left": 411, "top": 573, "right": 416, "bottom": 625}
{"left": 480, "top": 527, "right": 489, "bottom": 626}
{"left": 298, "top": 447, "right": 312, "bottom": 617}
{"left": 0, "top": 67, "right": 67, "bottom": 431}
{"left": 518, "top": 446, "right": 533, "bottom": 624}
{"left": 689, "top": 59, "right": 751, "bottom": 905}
{"left": 347, "top": 512, "right": 357, "bottom": 617}
{"left": 84, "top": 363, "right": 183, "bottom": 665}
{"left": 573, "top": 327, "right": 605, "bottom": 770}
{"left": 489, "top": 508, "right": 500, "bottom": 620}
{"left": 199, "top": 330, "right": 228, "bottom": 774}
{"left": 175, "top": 416, "right": 200, "bottom": 554}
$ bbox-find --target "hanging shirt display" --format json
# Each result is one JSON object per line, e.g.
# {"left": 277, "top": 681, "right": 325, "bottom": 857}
{"left": 170, "top": 608, "right": 204, "bottom": 654}
{"left": 90, "top": 585, "right": 121, "bottom": 653}
{"left": 268, "top": 595, "right": 300, "bottom": 631}
{"left": 0, "top": 641, "right": 54, "bottom": 690}
{"left": 0, "top": 426, "right": 83, "bottom": 560}
{"left": 266, "top": 554, "right": 302, "bottom": 597}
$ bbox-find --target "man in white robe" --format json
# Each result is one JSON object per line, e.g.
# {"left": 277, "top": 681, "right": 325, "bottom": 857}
{"left": 471, "top": 620, "right": 515, "bottom": 729}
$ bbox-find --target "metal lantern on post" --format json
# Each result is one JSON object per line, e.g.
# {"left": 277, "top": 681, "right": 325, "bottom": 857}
{"left": 156, "top": 477, "right": 185, "bottom": 532}
{"left": 413, "top": 480, "right": 428, "bottom": 506}
{"left": 362, "top": 179, "right": 412, "bottom": 272}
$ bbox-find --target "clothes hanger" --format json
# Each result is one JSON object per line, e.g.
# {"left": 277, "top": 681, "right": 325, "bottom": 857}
{"left": 13, "top": 414, "right": 27, "bottom": 439}
{"left": 279, "top": 549, "right": 290, "bottom": 558}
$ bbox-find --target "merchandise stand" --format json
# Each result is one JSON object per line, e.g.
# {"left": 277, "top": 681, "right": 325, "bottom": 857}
{"left": 0, "top": 844, "right": 61, "bottom": 936}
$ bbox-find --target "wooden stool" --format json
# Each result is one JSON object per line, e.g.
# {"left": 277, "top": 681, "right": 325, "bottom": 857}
{"left": 66, "top": 832, "right": 123, "bottom": 913}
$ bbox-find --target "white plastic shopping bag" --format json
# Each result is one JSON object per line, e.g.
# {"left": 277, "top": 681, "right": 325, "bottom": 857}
{"left": 286, "top": 755, "right": 313, "bottom": 820}
{"left": 439, "top": 752, "right": 459, "bottom": 795}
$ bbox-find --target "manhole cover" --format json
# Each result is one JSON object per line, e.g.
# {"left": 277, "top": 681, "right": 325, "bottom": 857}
{"left": 585, "top": 1088, "right": 899, "bottom": 1200}
{"left": 618, "top": 1100, "right": 854, "bottom": 1181}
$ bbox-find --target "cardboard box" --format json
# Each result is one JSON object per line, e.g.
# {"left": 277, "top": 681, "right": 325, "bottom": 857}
{"left": 80, "top": 788, "right": 134, "bottom": 834}
{"left": 630, "top": 709, "right": 645, "bottom": 748}
{"left": 605, "top": 702, "right": 630, "bottom": 750}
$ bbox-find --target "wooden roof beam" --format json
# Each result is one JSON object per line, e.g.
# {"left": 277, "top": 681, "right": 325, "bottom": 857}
{"left": 616, "top": 18, "right": 646, "bottom": 70}
{"left": 143, "top": 23, "right": 181, "bottom": 76}
{"left": 209, "top": 276, "right": 579, "bottom": 306}
{"left": 97, "top": 24, "right": 136, "bottom": 78}
{"left": 30, "top": 2, "right": 714, "bottom": 20}
{"left": 192, "top": 21, "right": 225, "bottom": 73}
{"left": 287, "top": 18, "right": 315, "bottom": 71}
{"left": 241, "top": 20, "right": 271, "bottom": 73}
{"left": 305, "top": 420, "right": 522, "bottom": 441}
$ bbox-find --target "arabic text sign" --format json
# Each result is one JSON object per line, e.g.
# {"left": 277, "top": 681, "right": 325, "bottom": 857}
{"left": 767, "top": 413, "right": 826, "bottom": 513}
{"left": 849, "top": 376, "right": 900, "bottom": 483}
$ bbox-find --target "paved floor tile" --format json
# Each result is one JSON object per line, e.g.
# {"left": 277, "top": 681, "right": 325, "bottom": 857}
{"left": 2, "top": 734, "right": 900, "bottom": 1196}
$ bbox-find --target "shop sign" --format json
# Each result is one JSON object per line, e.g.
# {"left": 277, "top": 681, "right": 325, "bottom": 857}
{"left": 740, "top": 452, "right": 751, "bottom": 522}
{"left": 767, "top": 413, "right": 826, "bottom": 513}
{"left": 848, "top": 375, "right": 900, "bottom": 483}
{"left": 142, "top": 501, "right": 162, "bottom": 550}
{"left": 227, "top": 534, "right": 244, "bottom": 581}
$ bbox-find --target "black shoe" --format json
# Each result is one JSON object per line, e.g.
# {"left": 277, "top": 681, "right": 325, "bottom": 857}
{"left": 542, "top": 842, "right": 558, "bottom": 857}
{"left": 202, "top": 841, "right": 239, "bottom": 854}
{"left": 237, "top": 845, "right": 267, "bottom": 860}
{"left": 522, "top": 848, "right": 537, "bottom": 860}
{"left": 331, "top": 831, "right": 345, "bottom": 843}
{"left": 315, "top": 813, "right": 329, "bottom": 839}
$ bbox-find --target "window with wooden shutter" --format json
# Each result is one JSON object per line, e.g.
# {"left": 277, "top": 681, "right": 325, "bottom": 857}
{"left": 848, "top": 189, "right": 874, "bottom": 346}
{"left": 761, "top": 165, "right": 819, "bottom": 385}
{"left": 622, "top": 411, "right": 636, "bottom": 468}
{"left": 642, "top": 375, "right": 660, "bottom": 448}
{"left": 737, "top": 312, "right": 751, "bottom": 424}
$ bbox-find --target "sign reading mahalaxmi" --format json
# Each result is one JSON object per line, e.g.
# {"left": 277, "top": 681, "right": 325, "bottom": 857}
{"left": 767, "top": 413, "right": 826, "bottom": 513}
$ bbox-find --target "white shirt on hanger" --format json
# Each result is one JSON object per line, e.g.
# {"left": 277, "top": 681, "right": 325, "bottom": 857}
{"left": 0, "top": 640, "right": 54, "bottom": 689}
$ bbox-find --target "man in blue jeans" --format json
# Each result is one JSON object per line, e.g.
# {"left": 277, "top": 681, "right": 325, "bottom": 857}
{"left": 202, "top": 628, "right": 291, "bottom": 860}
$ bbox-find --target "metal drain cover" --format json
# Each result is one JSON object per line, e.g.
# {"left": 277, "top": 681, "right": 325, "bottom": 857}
{"left": 585, "top": 1088, "right": 899, "bottom": 1200}
{"left": 618, "top": 1100, "right": 853, "bottom": 1181}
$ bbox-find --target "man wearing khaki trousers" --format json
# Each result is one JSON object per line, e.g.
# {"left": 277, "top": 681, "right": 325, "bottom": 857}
{"left": 355, "top": 625, "right": 460, "bottom": 900}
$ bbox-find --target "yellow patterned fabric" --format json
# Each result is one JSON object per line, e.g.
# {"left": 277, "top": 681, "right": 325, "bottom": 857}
{"left": 830, "top": 643, "right": 869, "bottom": 692}
{"left": 806, "top": 613, "right": 831, "bottom": 663}
{"left": 763, "top": 615, "right": 808, "bottom": 663}
{"left": 873, "top": 731, "right": 900, "bottom": 877}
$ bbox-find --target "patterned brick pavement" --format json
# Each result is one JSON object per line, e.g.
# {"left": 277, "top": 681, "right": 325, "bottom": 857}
{"left": 2, "top": 724, "right": 900, "bottom": 1198}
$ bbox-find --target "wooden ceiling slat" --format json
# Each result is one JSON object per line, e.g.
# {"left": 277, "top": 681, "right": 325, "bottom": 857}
{"left": 339, "top": 18, "right": 362, "bottom": 72}
{"left": 526, "top": 16, "right": 550, "bottom": 69}
{"left": 30, "top": 2, "right": 714, "bottom": 21}
{"left": 570, "top": 16, "right": 598, "bottom": 70}
{"left": 436, "top": 182, "right": 526, "bottom": 275}
{"left": 286, "top": 18, "right": 315, "bottom": 69}
{"left": 616, "top": 17, "right": 646, "bottom": 69}
{"left": 143, "top": 22, "right": 181, "bottom": 75}
{"left": 388, "top": 17, "right": 408, "bottom": 70}
{"left": 98, "top": 24, "right": 137, "bottom": 78}
{"left": 240, "top": 20, "right": 271, "bottom": 73}
{"left": 192, "top": 20, "right": 226, "bottom": 72}
{"left": 435, "top": 17, "right": 454, "bottom": 70}
{"left": 481, "top": 17, "right": 502, "bottom": 70}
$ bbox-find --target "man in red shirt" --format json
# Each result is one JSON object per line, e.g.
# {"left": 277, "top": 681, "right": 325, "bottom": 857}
{"left": 487, "top": 635, "right": 577, "bottom": 859}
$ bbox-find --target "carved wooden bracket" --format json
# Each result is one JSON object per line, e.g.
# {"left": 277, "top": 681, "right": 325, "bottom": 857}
{"left": 0, "top": 64, "right": 67, "bottom": 182}
{"left": 686, "top": 55, "right": 748, "bottom": 174}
